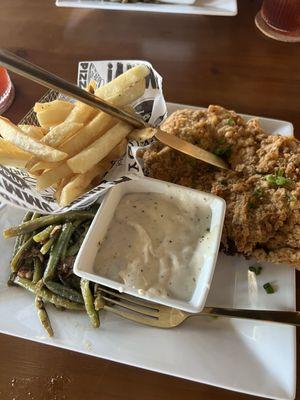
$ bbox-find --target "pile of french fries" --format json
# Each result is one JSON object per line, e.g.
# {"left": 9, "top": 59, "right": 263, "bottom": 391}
{"left": 0, "top": 65, "right": 151, "bottom": 206}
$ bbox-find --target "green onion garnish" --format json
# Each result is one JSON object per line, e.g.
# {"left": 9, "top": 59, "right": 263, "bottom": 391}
{"left": 275, "top": 176, "right": 293, "bottom": 186}
{"left": 248, "top": 188, "right": 265, "bottom": 209}
{"left": 249, "top": 265, "right": 262, "bottom": 275}
{"left": 213, "top": 145, "right": 232, "bottom": 159}
{"left": 263, "top": 282, "right": 275, "bottom": 294}
{"left": 227, "top": 117, "right": 235, "bottom": 126}
{"left": 253, "top": 187, "right": 264, "bottom": 198}
{"left": 266, "top": 175, "right": 277, "bottom": 186}
{"left": 248, "top": 201, "right": 255, "bottom": 209}
{"left": 265, "top": 169, "right": 293, "bottom": 188}
{"left": 218, "top": 138, "right": 226, "bottom": 145}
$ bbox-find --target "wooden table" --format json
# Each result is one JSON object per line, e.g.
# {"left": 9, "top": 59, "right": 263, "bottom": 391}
{"left": 0, "top": 0, "right": 300, "bottom": 399}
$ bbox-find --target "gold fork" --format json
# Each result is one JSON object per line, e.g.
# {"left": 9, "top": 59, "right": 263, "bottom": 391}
{"left": 100, "top": 287, "right": 300, "bottom": 328}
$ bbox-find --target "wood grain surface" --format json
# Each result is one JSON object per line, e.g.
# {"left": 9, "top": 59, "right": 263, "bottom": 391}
{"left": 0, "top": 0, "right": 300, "bottom": 399}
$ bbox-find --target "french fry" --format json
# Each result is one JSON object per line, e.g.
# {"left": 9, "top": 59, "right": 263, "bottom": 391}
{"left": 59, "top": 139, "right": 128, "bottom": 206}
{"left": 36, "top": 82, "right": 97, "bottom": 129}
{"left": 67, "top": 65, "right": 148, "bottom": 125}
{"left": 54, "top": 177, "right": 69, "bottom": 203}
{"left": 59, "top": 80, "right": 145, "bottom": 157}
{"left": 27, "top": 170, "right": 43, "bottom": 178}
{"left": 41, "top": 121, "right": 83, "bottom": 148}
{"left": 19, "top": 125, "right": 47, "bottom": 140}
{"left": 25, "top": 156, "right": 39, "bottom": 172}
{"left": 64, "top": 101, "right": 97, "bottom": 124}
{"left": 29, "top": 161, "right": 60, "bottom": 173}
{"left": 36, "top": 163, "right": 73, "bottom": 191}
{"left": 95, "top": 65, "right": 149, "bottom": 99}
{"left": 1, "top": 65, "right": 150, "bottom": 206}
{"left": 90, "top": 176, "right": 102, "bottom": 187}
{"left": 67, "top": 122, "right": 132, "bottom": 174}
{"left": 59, "top": 139, "right": 127, "bottom": 205}
{"left": 104, "top": 79, "right": 146, "bottom": 108}
{"left": 60, "top": 113, "right": 117, "bottom": 156}
{"left": 128, "top": 127, "right": 155, "bottom": 141}
{"left": 59, "top": 164, "right": 106, "bottom": 207}
{"left": 86, "top": 80, "right": 97, "bottom": 94}
{"left": 57, "top": 69, "right": 147, "bottom": 157}
{"left": 33, "top": 100, "right": 74, "bottom": 114}
{"left": 54, "top": 180, "right": 62, "bottom": 203}
{"left": 36, "top": 101, "right": 74, "bottom": 128}
{"left": 27, "top": 78, "right": 143, "bottom": 170}
{"left": 0, "top": 139, "right": 31, "bottom": 168}
{"left": 99, "top": 138, "right": 128, "bottom": 169}
{"left": 48, "top": 81, "right": 121, "bottom": 150}
{"left": 0, "top": 117, "right": 68, "bottom": 162}
{"left": 26, "top": 156, "right": 61, "bottom": 173}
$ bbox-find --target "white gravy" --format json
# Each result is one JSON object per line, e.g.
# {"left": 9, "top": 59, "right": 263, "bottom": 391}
{"left": 94, "top": 192, "right": 211, "bottom": 301}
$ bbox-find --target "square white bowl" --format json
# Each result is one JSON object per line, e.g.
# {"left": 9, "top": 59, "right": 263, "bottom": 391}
{"left": 74, "top": 176, "right": 226, "bottom": 313}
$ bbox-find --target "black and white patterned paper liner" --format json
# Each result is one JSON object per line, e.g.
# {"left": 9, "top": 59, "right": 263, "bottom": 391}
{"left": 0, "top": 60, "right": 167, "bottom": 213}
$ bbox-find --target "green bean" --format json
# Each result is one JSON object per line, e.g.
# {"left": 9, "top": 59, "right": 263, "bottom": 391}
{"left": 80, "top": 279, "right": 100, "bottom": 328}
{"left": 45, "top": 281, "right": 84, "bottom": 304}
{"left": 26, "top": 212, "right": 42, "bottom": 241}
{"left": 59, "top": 223, "right": 74, "bottom": 260}
{"left": 15, "top": 276, "right": 36, "bottom": 293}
{"left": 66, "top": 243, "right": 80, "bottom": 257}
{"left": 37, "top": 287, "right": 84, "bottom": 311}
{"left": 43, "top": 222, "right": 73, "bottom": 282}
{"left": 50, "top": 225, "right": 62, "bottom": 237}
{"left": 10, "top": 237, "right": 33, "bottom": 273}
{"left": 12, "top": 236, "right": 22, "bottom": 259}
{"left": 23, "top": 211, "right": 34, "bottom": 222}
{"left": 72, "top": 228, "right": 82, "bottom": 242}
{"left": 3, "top": 211, "right": 96, "bottom": 239}
{"left": 66, "top": 274, "right": 81, "bottom": 291}
{"left": 59, "top": 274, "right": 81, "bottom": 291}
{"left": 32, "top": 258, "right": 43, "bottom": 284}
{"left": 40, "top": 237, "right": 55, "bottom": 255}
{"left": 21, "top": 210, "right": 34, "bottom": 224}
{"left": 35, "top": 278, "right": 44, "bottom": 291}
{"left": 89, "top": 203, "right": 99, "bottom": 214}
{"left": 67, "top": 224, "right": 90, "bottom": 257}
{"left": 12, "top": 211, "right": 33, "bottom": 258}
{"left": 33, "top": 225, "right": 54, "bottom": 243}
{"left": 7, "top": 272, "right": 17, "bottom": 287}
{"left": 35, "top": 296, "right": 53, "bottom": 337}
{"left": 14, "top": 277, "right": 84, "bottom": 311}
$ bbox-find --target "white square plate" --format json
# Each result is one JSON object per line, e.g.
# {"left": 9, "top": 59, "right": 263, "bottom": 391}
{"left": 56, "top": 0, "right": 237, "bottom": 16}
{"left": 0, "top": 103, "right": 296, "bottom": 400}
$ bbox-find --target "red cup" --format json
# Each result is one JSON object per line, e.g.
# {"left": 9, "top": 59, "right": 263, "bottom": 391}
{"left": 0, "top": 67, "right": 15, "bottom": 115}
{"left": 255, "top": 0, "right": 300, "bottom": 42}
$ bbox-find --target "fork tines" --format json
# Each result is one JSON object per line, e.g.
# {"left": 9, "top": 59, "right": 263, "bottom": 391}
{"left": 100, "top": 287, "right": 160, "bottom": 319}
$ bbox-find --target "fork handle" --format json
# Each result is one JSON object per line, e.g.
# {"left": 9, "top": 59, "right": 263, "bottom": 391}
{"left": 201, "top": 307, "right": 300, "bottom": 326}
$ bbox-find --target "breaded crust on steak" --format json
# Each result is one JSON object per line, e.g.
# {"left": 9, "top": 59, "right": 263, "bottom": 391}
{"left": 141, "top": 106, "right": 300, "bottom": 268}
